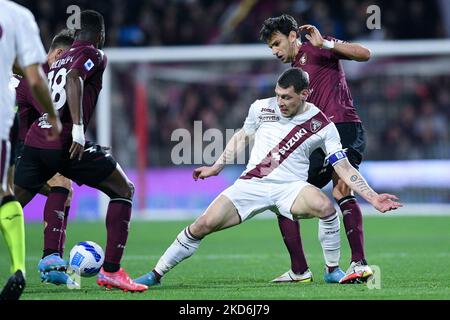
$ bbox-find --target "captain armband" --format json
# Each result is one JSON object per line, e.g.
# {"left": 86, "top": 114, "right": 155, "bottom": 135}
{"left": 327, "top": 150, "right": 347, "bottom": 166}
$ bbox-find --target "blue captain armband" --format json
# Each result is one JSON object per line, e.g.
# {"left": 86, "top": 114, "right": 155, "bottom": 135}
{"left": 327, "top": 150, "right": 347, "bottom": 166}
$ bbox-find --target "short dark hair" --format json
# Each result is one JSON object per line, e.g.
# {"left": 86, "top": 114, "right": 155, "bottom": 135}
{"left": 49, "top": 29, "right": 75, "bottom": 50}
{"left": 259, "top": 14, "right": 298, "bottom": 43}
{"left": 277, "top": 68, "right": 309, "bottom": 93}
{"left": 79, "top": 10, "right": 104, "bottom": 35}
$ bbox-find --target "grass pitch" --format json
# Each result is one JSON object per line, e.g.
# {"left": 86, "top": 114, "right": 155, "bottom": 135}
{"left": 1, "top": 216, "right": 449, "bottom": 300}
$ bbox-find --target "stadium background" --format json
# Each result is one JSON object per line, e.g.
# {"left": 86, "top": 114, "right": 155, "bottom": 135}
{"left": 14, "top": 0, "right": 449, "bottom": 220}
{"left": 1, "top": 0, "right": 450, "bottom": 300}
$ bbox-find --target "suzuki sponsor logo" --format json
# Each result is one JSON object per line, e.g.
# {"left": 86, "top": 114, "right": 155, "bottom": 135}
{"left": 278, "top": 128, "right": 307, "bottom": 155}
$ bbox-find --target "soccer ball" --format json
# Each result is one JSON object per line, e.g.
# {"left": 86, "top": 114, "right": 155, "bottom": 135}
{"left": 68, "top": 241, "right": 105, "bottom": 277}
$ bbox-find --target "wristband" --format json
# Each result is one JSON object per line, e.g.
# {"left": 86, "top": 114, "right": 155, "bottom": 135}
{"left": 72, "top": 124, "right": 85, "bottom": 146}
{"left": 322, "top": 39, "right": 335, "bottom": 50}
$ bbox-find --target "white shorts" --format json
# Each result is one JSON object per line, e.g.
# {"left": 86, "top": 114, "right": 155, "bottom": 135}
{"left": 221, "top": 179, "right": 310, "bottom": 221}
{"left": 0, "top": 101, "right": 14, "bottom": 141}
{"left": 0, "top": 140, "right": 11, "bottom": 192}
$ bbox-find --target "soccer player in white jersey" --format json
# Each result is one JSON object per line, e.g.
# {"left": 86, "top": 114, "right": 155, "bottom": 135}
{"left": 134, "top": 68, "right": 402, "bottom": 287}
{"left": 0, "top": 0, "right": 61, "bottom": 300}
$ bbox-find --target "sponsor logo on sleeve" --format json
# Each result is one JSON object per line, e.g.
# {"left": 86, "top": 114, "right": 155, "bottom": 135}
{"left": 84, "top": 59, "right": 94, "bottom": 71}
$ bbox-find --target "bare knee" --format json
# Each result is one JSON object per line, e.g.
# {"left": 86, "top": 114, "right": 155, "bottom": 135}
{"left": 66, "top": 186, "right": 74, "bottom": 206}
{"left": 110, "top": 180, "right": 135, "bottom": 200}
{"left": 315, "top": 197, "right": 336, "bottom": 219}
{"left": 61, "top": 178, "right": 72, "bottom": 191}
{"left": 125, "top": 181, "right": 135, "bottom": 199}
{"left": 190, "top": 216, "right": 217, "bottom": 238}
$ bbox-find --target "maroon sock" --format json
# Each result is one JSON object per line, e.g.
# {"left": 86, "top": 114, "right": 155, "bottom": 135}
{"left": 43, "top": 187, "right": 69, "bottom": 256}
{"left": 277, "top": 215, "right": 308, "bottom": 274}
{"left": 338, "top": 196, "right": 365, "bottom": 263}
{"left": 58, "top": 206, "right": 70, "bottom": 257}
{"left": 104, "top": 199, "right": 132, "bottom": 271}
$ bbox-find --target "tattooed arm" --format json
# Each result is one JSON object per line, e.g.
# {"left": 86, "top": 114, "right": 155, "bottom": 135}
{"left": 333, "top": 159, "right": 402, "bottom": 213}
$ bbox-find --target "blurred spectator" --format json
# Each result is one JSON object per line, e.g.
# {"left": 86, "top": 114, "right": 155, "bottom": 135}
{"left": 16, "top": 0, "right": 448, "bottom": 50}
{"left": 14, "top": 0, "right": 450, "bottom": 165}
{"left": 108, "top": 58, "right": 450, "bottom": 166}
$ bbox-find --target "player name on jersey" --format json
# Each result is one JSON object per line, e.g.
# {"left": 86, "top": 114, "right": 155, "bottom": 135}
{"left": 50, "top": 56, "right": 74, "bottom": 69}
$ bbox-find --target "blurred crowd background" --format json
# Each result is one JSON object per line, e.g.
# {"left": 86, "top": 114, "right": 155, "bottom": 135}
{"left": 16, "top": 0, "right": 449, "bottom": 47}
{"left": 109, "top": 60, "right": 450, "bottom": 166}
{"left": 16, "top": 0, "right": 450, "bottom": 166}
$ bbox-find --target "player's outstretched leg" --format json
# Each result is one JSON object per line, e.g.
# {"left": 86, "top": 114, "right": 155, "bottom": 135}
{"left": 38, "top": 175, "right": 74, "bottom": 286}
{"left": 319, "top": 213, "right": 345, "bottom": 283}
{"left": 290, "top": 185, "right": 345, "bottom": 284}
{"left": 135, "top": 195, "right": 240, "bottom": 287}
{"left": 44, "top": 174, "right": 73, "bottom": 258}
{"left": 271, "top": 216, "right": 312, "bottom": 283}
{"left": 37, "top": 185, "right": 71, "bottom": 283}
{"left": 332, "top": 177, "right": 373, "bottom": 284}
{"left": 59, "top": 201, "right": 71, "bottom": 257}
{"left": 94, "top": 166, "right": 147, "bottom": 292}
{"left": 39, "top": 187, "right": 70, "bottom": 272}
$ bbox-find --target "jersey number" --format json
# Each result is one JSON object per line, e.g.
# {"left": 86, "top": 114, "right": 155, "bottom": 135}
{"left": 47, "top": 68, "right": 67, "bottom": 110}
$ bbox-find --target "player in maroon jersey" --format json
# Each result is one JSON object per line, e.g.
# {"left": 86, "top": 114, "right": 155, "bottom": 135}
{"left": 13, "top": 10, "right": 147, "bottom": 292}
{"left": 0, "top": 0, "right": 62, "bottom": 300}
{"left": 260, "top": 14, "right": 373, "bottom": 284}
{"left": 10, "top": 29, "right": 76, "bottom": 286}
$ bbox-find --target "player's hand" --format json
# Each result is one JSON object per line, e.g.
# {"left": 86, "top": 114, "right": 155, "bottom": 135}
{"left": 69, "top": 142, "right": 84, "bottom": 161}
{"left": 46, "top": 114, "right": 62, "bottom": 141}
{"left": 193, "top": 165, "right": 222, "bottom": 181}
{"left": 371, "top": 193, "right": 403, "bottom": 213}
{"left": 299, "top": 24, "right": 324, "bottom": 48}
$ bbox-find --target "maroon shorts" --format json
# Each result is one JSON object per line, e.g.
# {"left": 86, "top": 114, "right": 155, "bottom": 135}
{"left": 15, "top": 141, "right": 117, "bottom": 193}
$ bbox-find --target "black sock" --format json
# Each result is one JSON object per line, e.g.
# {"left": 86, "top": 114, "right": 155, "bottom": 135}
{"left": 1, "top": 195, "right": 16, "bottom": 206}
{"left": 355, "top": 258, "right": 368, "bottom": 265}
{"left": 42, "top": 249, "right": 59, "bottom": 259}
{"left": 152, "top": 269, "right": 162, "bottom": 281}
{"left": 103, "top": 261, "right": 120, "bottom": 273}
{"left": 327, "top": 265, "right": 339, "bottom": 273}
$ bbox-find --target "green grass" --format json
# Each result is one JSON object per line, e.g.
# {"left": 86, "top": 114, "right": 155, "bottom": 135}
{"left": 1, "top": 216, "right": 449, "bottom": 300}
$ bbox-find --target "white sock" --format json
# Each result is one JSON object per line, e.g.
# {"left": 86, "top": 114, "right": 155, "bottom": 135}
{"left": 318, "top": 212, "right": 341, "bottom": 267}
{"left": 154, "top": 227, "right": 201, "bottom": 276}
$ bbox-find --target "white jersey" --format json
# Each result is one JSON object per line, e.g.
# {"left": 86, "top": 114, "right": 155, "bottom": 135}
{"left": 241, "top": 97, "right": 345, "bottom": 183}
{"left": 0, "top": 0, "right": 46, "bottom": 139}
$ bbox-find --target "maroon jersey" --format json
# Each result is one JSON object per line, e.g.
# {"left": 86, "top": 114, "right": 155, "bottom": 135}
{"left": 14, "top": 71, "right": 44, "bottom": 141}
{"left": 25, "top": 40, "right": 107, "bottom": 149}
{"left": 292, "top": 36, "right": 361, "bottom": 124}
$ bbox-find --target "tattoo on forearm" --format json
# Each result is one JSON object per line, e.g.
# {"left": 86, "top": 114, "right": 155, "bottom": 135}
{"left": 350, "top": 174, "right": 374, "bottom": 198}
